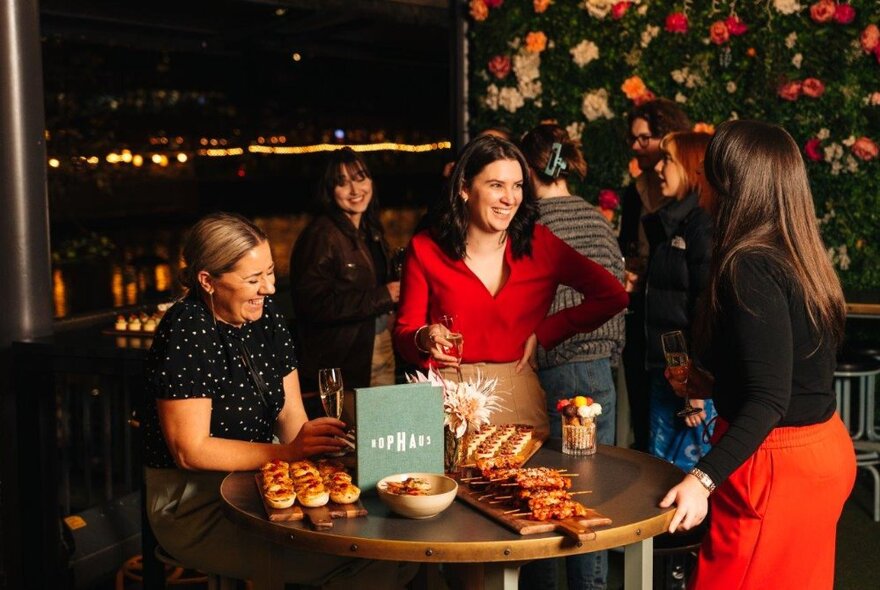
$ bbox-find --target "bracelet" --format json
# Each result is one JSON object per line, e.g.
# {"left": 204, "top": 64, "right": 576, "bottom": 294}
{"left": 414, "top": 325, "right": 431, "bottom": 354}
{"left": 689, "top": 467, "right": 716, "bottom": 494}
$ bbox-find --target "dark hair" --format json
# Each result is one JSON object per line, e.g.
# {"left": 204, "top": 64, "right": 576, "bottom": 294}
{"left": 475, "top": 126, "right": 513, "bottom": 141}
{"left": 702, "top": 120, "right": 845, "bottom": 347}
{"left": 520, "top": 124, "right": 587, "bottom": 185}
{"left": 432, "top": 135, "right": 538, "bottom": 260}
{"left": 316, "top": 147, "right": 383, "bottom": 239}
{"left": 628, "top": 98, "right": 692, "bottom": 138}
{"left": 179, "top": 212, "right": 268, "bottom": 291}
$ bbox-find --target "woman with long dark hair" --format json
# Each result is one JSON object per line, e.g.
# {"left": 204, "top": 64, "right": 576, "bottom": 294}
{"left": 290, "top": 148, "right": 399, "bottom": 395}
{"left": 393, "top": 135, "right": 628, "bottom": 439}
{"left": 660, "top": 121, "right": 855, "bottom": 588}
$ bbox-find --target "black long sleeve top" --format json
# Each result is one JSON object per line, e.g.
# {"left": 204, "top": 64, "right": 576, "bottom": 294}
{"left": 694, "top": 252, "right": 837, "bottom": 486}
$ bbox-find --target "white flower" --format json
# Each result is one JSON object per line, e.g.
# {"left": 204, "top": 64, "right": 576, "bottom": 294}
{"left": 845, "top": 155, "right": 859, "bottom": 174}
{"left": 675, "top": 92, "right": 687, "bottom": 104}
{"left": 791, "top": 53, "right": 803, "bottom": 69}
{"left": 842, "top": 135, "right": 856, "bottom": 147}
{"left": 773, "top": 0, "right": 802, "bottom": 15}
{"left": 824, "top": 142, "right": 843, "bottom": 162}
{"left": 583, "top": 0, "right": 615, "bottom": 19}
{"left": 670, "top": 68, "right": 688, "bottom": 84}
{"left": 785, "top": 32, "right": 798, "bottom": 49}
{"left": 817, "top": 128, "right": 831, "bottom": 140}
{"left": 838, "top": 245, "right": 851, "bottom": 270}
{"left": 566, "top": 121, "right": 585, "bottom": 143}
{"left": 484, "top": 84, "right": 500, "bottom": 111}
{"left": 640, "top": 25, "right": 660, "bottom": 48}
{"left": 730, "top": 111, "right": 739, "bottom": 120}
{"left": 406, "top": 369, "right": 503, "bottom": 439}
{"left": 513, "top": 50, "right": 541, "bottom": 83}
{"left": 570, "top": 40, "right": 600, "bottom": 68}
{"left": 518, "top": 78, "right": 543, "bottom": 100}
{"left": 498, "top": 87, "right": 525, "bottom": 113}
{"left": 581, "top": 88, "right": 614, "bottom": 121}
{"left": 726, "top": 81, "right": 737, "bottom": 93}
{"left": 637, "top": 3, "right": 648, "bottom": 16}
{"left": 576, "top": 403, "right": 603, "bottom": 419}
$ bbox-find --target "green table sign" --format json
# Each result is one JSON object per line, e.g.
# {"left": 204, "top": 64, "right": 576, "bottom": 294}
{"left": 353, "top": 382, "right": 444, "bottom": 489}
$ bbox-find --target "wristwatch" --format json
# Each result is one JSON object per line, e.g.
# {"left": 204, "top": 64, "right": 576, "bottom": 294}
{"left": 689, "top": 467, "right": 716, "bottom": 493}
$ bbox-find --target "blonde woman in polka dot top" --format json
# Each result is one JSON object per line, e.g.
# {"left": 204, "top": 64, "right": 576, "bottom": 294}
{"left": 142, "top": 212, "right": 415, "bottom": 587}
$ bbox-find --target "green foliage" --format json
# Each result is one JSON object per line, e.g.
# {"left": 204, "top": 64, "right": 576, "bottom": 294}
{"left": 467, "top": 0, "right": 880, "bottom": 289}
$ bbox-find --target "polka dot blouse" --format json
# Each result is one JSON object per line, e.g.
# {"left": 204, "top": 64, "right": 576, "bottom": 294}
{"left": 142, "top": 294, "right": 298, "bottom": 468}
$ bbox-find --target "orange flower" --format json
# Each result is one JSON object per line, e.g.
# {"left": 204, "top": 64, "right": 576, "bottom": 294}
{"left": 621, "top": 76, "right": 648, "bottom": 100}
{"left": 525, "top": 31, "right": 548, "bottom": 53}
{"left": 746, "top": 47, "right": 757, "bottom": 58}
{"left": 469, "top": 0, "right": 488, "bottom": 22}
{"left": 534, "top": 0, "right": 552, "bottom": 13}
{"left": 628, "top": 157, "right": 642, "bottom": 179}
{"left": 693, "top": 122, "right": 715, "bottom": 135}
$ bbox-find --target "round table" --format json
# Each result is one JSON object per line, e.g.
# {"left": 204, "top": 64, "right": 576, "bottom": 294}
{"left": 221, "top": 444, "right": 684, "bottom": 590}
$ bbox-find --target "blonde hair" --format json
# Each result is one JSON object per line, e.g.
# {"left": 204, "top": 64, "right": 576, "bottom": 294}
{"left": 179, "top": 212, "right": 267, "bottom": 291}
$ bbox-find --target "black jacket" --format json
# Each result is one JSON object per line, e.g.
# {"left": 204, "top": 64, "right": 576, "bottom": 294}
{"left": 642, "top": 192, "right": 712, "bottom": 369}
{"left": 289, "top": 214, "right": 394, "bottom": 391}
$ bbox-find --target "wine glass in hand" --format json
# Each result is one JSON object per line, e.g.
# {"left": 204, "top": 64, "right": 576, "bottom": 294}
{"left": 438, "top": 314, "right": 464, "bottom": 381}
{"left": 661, "top": 331, "right": 701, "bottom": 418}
{"left": 318, "top": 368, "right": 344, "bottom": 420}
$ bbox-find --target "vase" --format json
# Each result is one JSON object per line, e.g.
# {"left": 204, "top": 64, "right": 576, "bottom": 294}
{"left": 562, "top": 417, "right": 597, "bottom": 456}
{"left": 444, "top": 427, "right": 463, "bottom": 474}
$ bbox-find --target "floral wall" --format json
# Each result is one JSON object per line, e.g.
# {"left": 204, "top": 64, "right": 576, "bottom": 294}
{"left": 466, "top": 0, "right": 880, "bottom": 290}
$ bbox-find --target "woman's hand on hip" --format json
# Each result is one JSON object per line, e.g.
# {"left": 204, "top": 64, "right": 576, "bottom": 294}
{"left": 659, "top": 474, "right": 710, "bottom": 534}
{"left": 288, "top": 417, "right": 347, "bottom": 459}
{"left": 515, "top": 333, "right": 538, "bottom": 374}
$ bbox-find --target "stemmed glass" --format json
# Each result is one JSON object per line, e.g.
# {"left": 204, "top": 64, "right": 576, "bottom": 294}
{"left": 661, "top": 331, "right": 701, "bottom": 418}
{"left": 438, "top": 314, "right": 464, "bottom": 381}
{"left": 318, "top": 368, "right": 344, "bottom": 420}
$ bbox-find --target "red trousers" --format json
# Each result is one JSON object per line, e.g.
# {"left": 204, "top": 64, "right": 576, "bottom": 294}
{"left": 690, "top": 415, "right": 855, "bottom": 590}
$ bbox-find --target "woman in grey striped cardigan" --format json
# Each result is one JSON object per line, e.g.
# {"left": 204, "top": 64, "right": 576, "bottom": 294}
{"left": 518, "top": 124, "right": 625, "bottom": 590}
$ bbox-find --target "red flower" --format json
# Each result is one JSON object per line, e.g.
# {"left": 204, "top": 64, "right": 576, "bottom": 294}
{"left": 810, "top": 0, "right": 836, "bottom": 24}
{"left": 709, "top": 21, "right": 730, "bottom": 45}
{"left": 556, "top": 399, "right": 571, "bottom": 412}
{"left": 484, "top": 0, "right": 503, "bottom": 8}
{"left": 834, "top": 3, "right": 856, "bottom": 25}
{"left": 852, "top": 137, "right": 879, "bottom": 161}
{"left": 804, "top": 138, "right": 824, "bottom": 162}
{"left": 778, "top": 81, "right": 802, "bottom": 101}
{"left": 665, "top": 12, "right": 689, "bottom": 34}
{"left": 802, "top": 78, "right": 825, "bottom": 98}
{"left": 611, "top": 1, "right": 631, "bottom": 20}
{"left": 725, "top": 15, "right": 748, "bottom": 36}
{"left": 862, "top": 25, "right": 880, "bottom": 53}
{"left": 632, "top": 90, "right": 656, "bottom": 106}
{"left": 598, "top": 190, "right": 620, "bottom": 210}
{"left": 487, "top": 55, "right": 511, "bottom": 80}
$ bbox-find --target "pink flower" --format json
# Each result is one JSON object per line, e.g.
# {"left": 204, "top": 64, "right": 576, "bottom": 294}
{"left": 869, "top": 92, "right": 880, "bottom": 106}
{"left": 778, "top": 81, "right": 803, "bottom": 102}
{"left": 834, "top": 3, "right": 856, "bottom": 25}
{"left": 665, "top": 12, "right": 689, "bottom": 34}
{"left": 487, "top": 55, "right": 511, "bottom": 79}
{"left": 802, "top": 78, "right": 826, "bottom": 98}
{"left": 598, "top": 189, "right": 620, "bottom": 210}
{"left": 804, "top": 138, "right": 824, "bottom": 162}
{"left": 709, "top": 21, "right": 730, "bottom": 45}
{"left": 725, "top": 15, "right": 748, "bottom": 36}
{"left": 852, "top": 137, "right": 879, "bottom": 161}
{"left": 810, "top": 0, "right": 836, "bottom": 24}
{"left": 611, "top": 2, "right": 631, "bottom": 20}
{"left": 862, "top": 25, "right": 880, "bottom": 53}
{"left": 484, "top": 0, "right": 503, "bottom": 7}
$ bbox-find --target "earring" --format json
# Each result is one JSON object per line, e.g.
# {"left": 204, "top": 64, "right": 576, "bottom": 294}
{"left": 208, "top": 290, "right": 218, "bottom": 328}
{"left": 461, "top": 194, "right": 469, "bottom": 203}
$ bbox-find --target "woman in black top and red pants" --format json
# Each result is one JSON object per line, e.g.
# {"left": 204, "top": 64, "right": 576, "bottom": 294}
{"left": 660, "top": 121, "right": 855, "bottom": 589}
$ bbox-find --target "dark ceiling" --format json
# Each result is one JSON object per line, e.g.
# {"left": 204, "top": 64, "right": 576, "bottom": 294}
{"left": 40, "top": 0, "right": 453, "bottom": 149}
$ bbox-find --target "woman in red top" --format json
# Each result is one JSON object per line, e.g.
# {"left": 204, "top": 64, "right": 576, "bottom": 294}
{"left": 394, "top": 135, "right": 628, "bottom": 439}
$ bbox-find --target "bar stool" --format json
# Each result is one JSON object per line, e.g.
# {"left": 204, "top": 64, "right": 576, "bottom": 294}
{"left": 853, "top": 440, "right": 880, "bottom": 522}
{"left": 652, "top": 524, "right": 706, "bottom": 589}
{"left": 154, "top": 545, "right": 239, "bottom": 590}
{"left": 849, "top": 346, "right": 880, "bottom": 441}
{"left": 833, "top": 354, "right": 880, "bottom": 440}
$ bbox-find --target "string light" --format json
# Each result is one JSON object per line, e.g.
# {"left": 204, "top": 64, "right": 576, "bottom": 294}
{"left": 248, "top": 141, "right": 452, "bottom": 155}
{"left": 48, "top": 158, "right": 60, "bottom": 168}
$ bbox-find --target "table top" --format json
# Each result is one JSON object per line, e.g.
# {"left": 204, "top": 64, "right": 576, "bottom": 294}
{"left": 220, "top": 444, "right": 682, "bottom": 564}
{"left": 846, "top": 291, "right": 880, "bottom": 317}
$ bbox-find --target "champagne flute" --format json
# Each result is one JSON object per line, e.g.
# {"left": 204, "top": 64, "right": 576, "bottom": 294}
{"left": 661, "top": 331, "right": 702, "bottom": 418}
{"left": 318, "top": 368, "right": 344, "bottom": 420}
{"left": 438, "top": 314, "right": 464, "bottom": 381}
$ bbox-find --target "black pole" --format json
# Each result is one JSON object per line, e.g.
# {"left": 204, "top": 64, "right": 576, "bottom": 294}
{"left": 0, "top": 0, "right": 54, "bottom": 588}
{"left": 449, "top": 0, "right": 468, "bottom": 151}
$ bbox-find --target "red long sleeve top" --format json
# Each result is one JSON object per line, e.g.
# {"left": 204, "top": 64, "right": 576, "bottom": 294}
{"left": 394, "top": 225, "right": 629, "bottom": 366}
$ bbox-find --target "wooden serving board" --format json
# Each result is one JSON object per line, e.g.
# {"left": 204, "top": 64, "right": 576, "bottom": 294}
{"left": 458, "top": 437, "right": 543, "bottom": 469}
{"left": 454, "top": 479, "right": 611, "bottom": 542}
{"left": 254, "top": 475, "right": 367, "bottom": 527}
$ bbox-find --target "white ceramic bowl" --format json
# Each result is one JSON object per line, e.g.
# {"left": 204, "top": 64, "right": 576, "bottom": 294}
{"left": 376, "top": 472, "right": 458, "bottom": 519}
